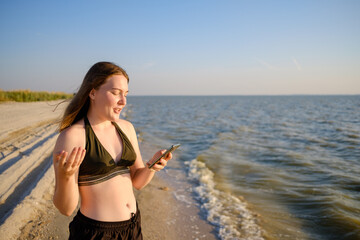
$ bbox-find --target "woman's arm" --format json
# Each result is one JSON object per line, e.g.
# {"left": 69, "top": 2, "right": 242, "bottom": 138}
{"left": 124, "top": 121, "right": 172, "bottom": 190}
{"left": 52, "top": 128, "right": 86, "bottom": 216}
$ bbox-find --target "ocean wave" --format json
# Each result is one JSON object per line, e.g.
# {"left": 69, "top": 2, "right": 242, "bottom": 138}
{"left": 185, "top": 158, "right": 264, "bottom": 240}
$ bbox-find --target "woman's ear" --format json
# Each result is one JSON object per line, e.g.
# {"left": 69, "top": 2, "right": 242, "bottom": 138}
{"left": 89, "top": 89, "right": 96, "bottom": 100}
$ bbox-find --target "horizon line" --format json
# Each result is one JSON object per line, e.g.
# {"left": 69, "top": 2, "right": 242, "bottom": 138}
{"left": 128, "top": 93, "right": 360, "bottom": 97}
{"left": 2, "top": 89, "right": 359, "bottom": 97}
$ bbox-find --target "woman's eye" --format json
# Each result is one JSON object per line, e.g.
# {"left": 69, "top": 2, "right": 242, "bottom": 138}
{"left": 111, "top": 91, "right": 127, "bottom": 97}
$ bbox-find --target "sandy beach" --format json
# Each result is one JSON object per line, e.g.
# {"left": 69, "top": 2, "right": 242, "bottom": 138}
{"left": 0, "top": 101, "right": 217, "bottom": 240}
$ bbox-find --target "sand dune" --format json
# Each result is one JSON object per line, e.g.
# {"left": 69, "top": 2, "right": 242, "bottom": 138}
{"left": 0, "top": 101, "right": 64, "bottom": 239}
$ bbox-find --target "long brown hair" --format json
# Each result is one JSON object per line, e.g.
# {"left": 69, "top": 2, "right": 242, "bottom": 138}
{"left": 59, "top": 62, "right": 129, "bottom": 132}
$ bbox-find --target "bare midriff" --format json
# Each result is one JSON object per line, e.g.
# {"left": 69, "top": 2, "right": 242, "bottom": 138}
{"left": 79, "top": 173, "right": 136, "bottom": 221}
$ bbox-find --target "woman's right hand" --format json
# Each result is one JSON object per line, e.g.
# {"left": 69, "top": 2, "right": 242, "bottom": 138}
{"left": 53, "top": 147, "right": 86, "bottom": 178}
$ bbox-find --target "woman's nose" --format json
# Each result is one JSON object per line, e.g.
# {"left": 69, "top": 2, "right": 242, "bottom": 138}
{"left": 118, "top": 95, "right": 126, "bottom": 105}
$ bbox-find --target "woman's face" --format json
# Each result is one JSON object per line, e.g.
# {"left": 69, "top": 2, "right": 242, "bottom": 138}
{"left": 90, "top": 74, "right": 129, "bottom": 121}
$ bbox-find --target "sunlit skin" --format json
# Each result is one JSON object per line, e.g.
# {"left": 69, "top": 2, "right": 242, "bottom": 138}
{"left": 52, "top": 74, "right": 172, "bottom": 220}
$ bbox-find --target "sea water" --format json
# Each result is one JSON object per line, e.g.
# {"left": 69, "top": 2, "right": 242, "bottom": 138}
{"left": 124, "top": 95, "right": 360, "bottom": 240}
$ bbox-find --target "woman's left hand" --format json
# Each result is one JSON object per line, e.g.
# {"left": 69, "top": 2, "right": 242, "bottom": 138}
{"left": 147, "top": 150, "right": 173, "bottom": 172}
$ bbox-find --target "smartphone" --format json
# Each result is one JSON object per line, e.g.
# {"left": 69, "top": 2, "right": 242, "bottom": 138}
{"left": 148, "top": 144, "right": 180, "bottom": 169}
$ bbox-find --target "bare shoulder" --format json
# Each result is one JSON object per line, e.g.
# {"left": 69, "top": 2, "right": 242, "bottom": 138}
{"left": 115, "top": 118, "right": 134, "bottom": 129}
{"left": 114, "top": 119, "right": 136, "bottom": 138}
{"left": 54, "top": 119, "right": 86, "bottom": 153}
{"left": 59, "top": 119, "right": 85, "bottom": 139}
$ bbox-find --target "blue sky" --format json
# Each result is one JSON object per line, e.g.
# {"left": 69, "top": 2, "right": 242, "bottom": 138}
{"left": 0, "top": 0, "right": 359, "bottom": 95}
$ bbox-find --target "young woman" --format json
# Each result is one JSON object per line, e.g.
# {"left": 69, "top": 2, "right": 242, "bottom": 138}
{"left": 52, "top": 62, "right": 172, "bottom": 239}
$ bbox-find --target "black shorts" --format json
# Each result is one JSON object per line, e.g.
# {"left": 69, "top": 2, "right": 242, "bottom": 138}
{"left": 69, "top": 207, "right": 143, "bottom": 240}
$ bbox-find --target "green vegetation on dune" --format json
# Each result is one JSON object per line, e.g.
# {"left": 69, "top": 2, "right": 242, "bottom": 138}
{"left": 0, "top": 89, "right": 73, "bottom": 102}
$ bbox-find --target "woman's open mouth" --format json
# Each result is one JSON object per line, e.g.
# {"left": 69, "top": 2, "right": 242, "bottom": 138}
{"left": 114, "top": 108, "right": 122, "bottom": 114}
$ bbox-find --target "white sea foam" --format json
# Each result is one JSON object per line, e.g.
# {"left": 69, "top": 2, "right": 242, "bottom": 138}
{"left": 186, "top": 159, "right": 264, "bottom": 240}
{"left": 173, "top": 191, "right": 194, "bottom": 207}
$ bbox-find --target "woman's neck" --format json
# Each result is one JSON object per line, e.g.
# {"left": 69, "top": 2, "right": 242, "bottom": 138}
{"left": 86, "top": 108, "right": 113, "bottom": 129}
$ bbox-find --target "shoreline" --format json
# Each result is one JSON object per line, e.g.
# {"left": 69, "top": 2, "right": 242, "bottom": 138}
{"left": 0, "top": 101, "right": 217, "bottom": 240}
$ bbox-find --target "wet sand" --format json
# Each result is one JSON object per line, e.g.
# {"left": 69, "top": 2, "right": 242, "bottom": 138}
{"left": 0, "top": 101, "right": 217, "bottom": 240}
